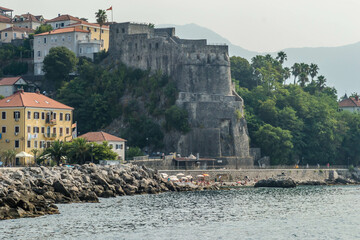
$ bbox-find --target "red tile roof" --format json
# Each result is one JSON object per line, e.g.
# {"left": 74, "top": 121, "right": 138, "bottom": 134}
{"left": 0, "top": 26, "right": 35, "bottom": 33}
{"left": 0, "top": 76, "right": 23, "bottom": 86}
{"left": 14, "top": 13, "right": 41, "bottom": 23}
{"left": 0, "top": 6, "right": 13, "bottom": 12}
{"left": 0, "top": 91, "right": 74, "bottom": 110}
{"left": 339, "top": 97, "right": 360, "bottom": 107}
{"left": 79, "top": 131, "right": 126, "bottom": 142}
{"left": 68, "top": 20, "right": 109, "bottom": 29}
{"left": 46, "top": 14, "right": 82, "bottom": 23}
{"left": 0, "top": 15, "right": 11, "bottom": 23}
{"left": 34, "top": 27, "right": 89, "bottom": 36}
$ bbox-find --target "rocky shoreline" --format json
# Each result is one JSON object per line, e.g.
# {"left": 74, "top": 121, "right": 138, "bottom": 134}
{"left": 0, "top": 164, "right": 218, "bottom": 220}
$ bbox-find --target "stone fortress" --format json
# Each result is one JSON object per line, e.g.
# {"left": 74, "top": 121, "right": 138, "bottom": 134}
{"left": 109, "top": 22, "right": 253, "bottom": 166}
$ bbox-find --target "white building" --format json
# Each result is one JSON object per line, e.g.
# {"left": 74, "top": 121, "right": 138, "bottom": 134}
{"left": 0, "top": 76, "right": 35, "bottom": 97}
{"left": 339, "top": 96, "right": 360, "bottom": 113}
{"left": 33, "top": 27, "right": 100, "bottom": 75}
{"left": 13, "top": 13, "right": 44, "bottom": 30}
{"left": 0, "top": 26, "right": 34, "bottom": 43}
{"left": 79, "top": 131, "right": 126, "bottom": 161}
{"left": 46, "top": 14, "right": 81, "bottom": 30}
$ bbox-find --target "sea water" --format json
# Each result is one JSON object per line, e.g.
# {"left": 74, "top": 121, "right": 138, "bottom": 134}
{"left": 1, "top": 185, "right": 359, "bottom": 240}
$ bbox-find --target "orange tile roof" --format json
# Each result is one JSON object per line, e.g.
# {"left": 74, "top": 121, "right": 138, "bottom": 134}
{"left": 34, "top": 27, "right": 89, "bottom": 36}
{"left": 0, "top": 26, "right": 35, "bottom": 33}
{"left": 0, "top": 90, "right": 74, "bottom": 110}
{"left": 79, "top": 131, "right": 126, "bottom": 142}
{"left": 68, "top": 20, "right": 109, "bottom": 29}
{"left": 0, "top": 76, "right": 23, "bottom": 86}
{"left": 0, "top": 15, "right": 11, "bottom": 23}
{"left": 46, "top": 14, "right": 82, "bottom": 23}
{"left": 339, "top": 97, "right": 360, "bottom": 107}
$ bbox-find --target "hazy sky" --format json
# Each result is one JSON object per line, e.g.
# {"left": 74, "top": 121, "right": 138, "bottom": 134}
{"left": 3, "top": 0, "right": 360, "bottom": 52}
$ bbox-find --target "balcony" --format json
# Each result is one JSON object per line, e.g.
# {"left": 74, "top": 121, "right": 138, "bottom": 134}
{"left": 45, "top": 119, "right": 57, "bottom": 125}
{"left": 44, "top": 133, "right": 56, "bottom": 139}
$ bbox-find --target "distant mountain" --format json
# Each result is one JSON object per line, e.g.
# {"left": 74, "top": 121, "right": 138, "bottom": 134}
{"left": 157, "top": 23, "right": 360, "bottom": 96}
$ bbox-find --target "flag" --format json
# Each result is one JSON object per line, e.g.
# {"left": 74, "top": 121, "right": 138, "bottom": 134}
{"left": 72, "top": 123, "right": 77, "bottom": 128}
{"left": 106, "top": 6, "right": 112, "bottom": 11}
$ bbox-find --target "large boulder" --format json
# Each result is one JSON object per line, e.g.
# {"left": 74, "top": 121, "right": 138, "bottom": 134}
{"left": 254, "top": 178, "right": 296, "bottom": 188}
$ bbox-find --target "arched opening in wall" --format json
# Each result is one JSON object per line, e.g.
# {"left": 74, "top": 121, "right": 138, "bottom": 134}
{"left": 155, "top": 43, "right": 159, "bottom": 49}
{"left": 116, "top": 29, "right": 119, "bottom": 34}
{"left": 197, "top": 54, "right": 200, "bottom": 60}
{"left": 207, "top": 55, "right": 211, "bottom": 64}
{"left": 149, "top": 43, "right": 152, "bottom": 50}
{"left": 122, "top": 28, "right": 125, "bottom": 33}
{"left": 135, "top": 43, "right": 138, "bottom": 50}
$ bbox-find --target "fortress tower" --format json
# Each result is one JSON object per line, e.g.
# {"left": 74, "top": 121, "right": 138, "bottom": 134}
{"left": 109, "top": 22, "right": 252, "bottom": 166}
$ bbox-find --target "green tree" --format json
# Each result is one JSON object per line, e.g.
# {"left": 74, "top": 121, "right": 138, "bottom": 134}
{"left": 91, "top": 141, "right": 118, "bottom": 163}
{"left": 254, "top": 124, "right": 293, "bottom": 165}
{"left": 30, "top": 149, "right": 40, "bottom": 165}
{"left": 316, "top": 75, "right": 326, "bottom": 90}
{"left": 165, "top": 105, "right": 191, "bottom": 133}
{"left": 126, "top": 147, "right": 144, "bottom": 160}
{"left": 95, "top": 9, "right": 107, "bottom": 48}
{"left": 298, "top": 72, "right": 309, "bottom": 87}
{"left": 1, "top": 149, "right": 16, "bottom": 166}
{"left": 35, "top": 24, "right": 53, "bottom": 34}
{"left": 309, "top": 63, "right": 319, "bottom": 81}
{"left": 291, "top": 63, "right": 301, "bottom": 84}
{"left": 276, "top": 51, "right": 287, "bottom": 64}
{"left": 43, "top": 46, "right": 77, "bottom": 89}
{"left": 42, "top": 140, "right": 67, "bottom": 166}
{"left": 68, "top": 138, "right": 90, "bottom": 164}
{"left": 230, "top": 56, "right": 256, "bottom": 89}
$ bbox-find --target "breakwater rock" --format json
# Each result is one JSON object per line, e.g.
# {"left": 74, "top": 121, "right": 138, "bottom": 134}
{"left": 254, "top": 178, "right": 296, "bottom": 188}
{"left": 0, "top": 164, "right": 218, "bottom": 220}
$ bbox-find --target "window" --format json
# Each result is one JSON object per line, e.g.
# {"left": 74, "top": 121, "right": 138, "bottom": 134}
{"left": 41, "top": 127, "right": 45, "bottom": 134}
{"left": 34, "top": 141, "right": 38, "bottom": 148}
{"left": 41, "top": 112, "right": 45, "bottom": 120}
{"left": 5, "top": 33, "right": 7, "bottom": 37}
{"left": 15, "top": 126, "right": 20, "bottom": 133}
{"left": 40, "top": 141, "right": 45, "bottom": 148}
{"left": 59, "top": 127, "right": 63, "bottom": 136}
{"left": 53, "top": 127, "right": 56, "bottom": 134}
{"left": 37, "top": 51, "right": 41, "bottom": 57}
{"left": 120, "top": 144, "right": 123, "bottom": 150}
{"left": 68, "top": 35, "right": 71, "bottom": 41}
{"left": 66, "top": 127, "right": 69, "bottom": 135}
{"left": 27, "top": 126, "right": 31, "bottom": 133}
{"left": 14, "top": 111, "right": 20, "bottom": 121}
{"left": 2, "top": 112, "right": 6, "bottom": 119}
{"left": 94, "top": 28, "right": 97, "bottom": 32}
{"left": 101, "top": 29, "right": 104, "bottom": 33}
{"left": 27, "top": 111, "right": 31, "bottom": 119}
{"left": 62, "top": 36, "right": 65, "bottom": 41}
{"left": 56, "top": 23, "right": 58, "bottom": 28}
{"left": 46, "top": 142, "right": 51, "bottom": 148}
{"left": 44, "top": 37, "right": 47, "bottom": 43}
{"left": 61, "top": 23, "right": 64, "bottom": 27}
{"left": 14, "top": 33, "right": 17, "bottom": 38}
{"left": 27, "top": 140, "right": 31, "bottom": 148}
{"left": 53, "top": 113, "right": 56, "bottom": 120}
{"left": 2, "top": 126, "right": 6, "bottom": 133}
{"left": 79, "top": 47, "right": 82, "bottom": 54}
{"left": 65, "top": 113, "right": 71, "bottom": 121}
{"left": 87, "top": 27, "right": 90, "bottom": 30}
{"left": 122, "top": 28, "right": 125, "bottom": 33}
{"left": 33, "top": 127, "right": 39, "bottom": 133}
{"left": 59, "top": 113, "right": 63, "bottom": 121}
{"left": 15, "top": 140, "right": 19, "bottom": 148}
{"left": 34, "top": 112, "right": 39, "bottom": 119}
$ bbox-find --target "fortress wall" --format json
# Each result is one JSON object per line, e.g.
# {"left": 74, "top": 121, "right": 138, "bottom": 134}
{"left": 154, "top": 28, "right": 175, "bottom": 37}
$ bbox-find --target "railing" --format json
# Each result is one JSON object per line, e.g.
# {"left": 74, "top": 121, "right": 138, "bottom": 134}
{"left": 45, "top": 119, "right": 56, "bottom": 125}
{"left": 44, "top": 133, "right": 56, "bottom": 139}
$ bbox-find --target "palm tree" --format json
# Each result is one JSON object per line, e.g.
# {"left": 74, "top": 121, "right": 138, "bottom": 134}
{"left": 299, "top": 63, "right": 310, "bottom": 75}
{"left": 298, "top": 72, "right": 309, "bottom": 87}
{"left": 1, "top": 149, "right": 16, "bottom": 167}
{"left": 283, "top": 67, "right": 291, "bottom": 83}
{"left": 276, "top": 51, "right": 287, "bottom": 64}
{"left": 316, "top": 75, "right": 327, "bottom": 90}
{"left": 69, "top": 138, "right": 90, "bottom": 164}
{"left": 291, "top": 63, "right": 301, "bottom": 84}
{"left": 95, "top": 9, "right": 107, "bottom": 49}
{"left": 43, "top": 140, "right": 66, "bottom": 166}
{"left": 31, "top": 149, "right": 40, "bottom": 165}
{"left": 309, "top": 63, "right": 319, "bottom": 81}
